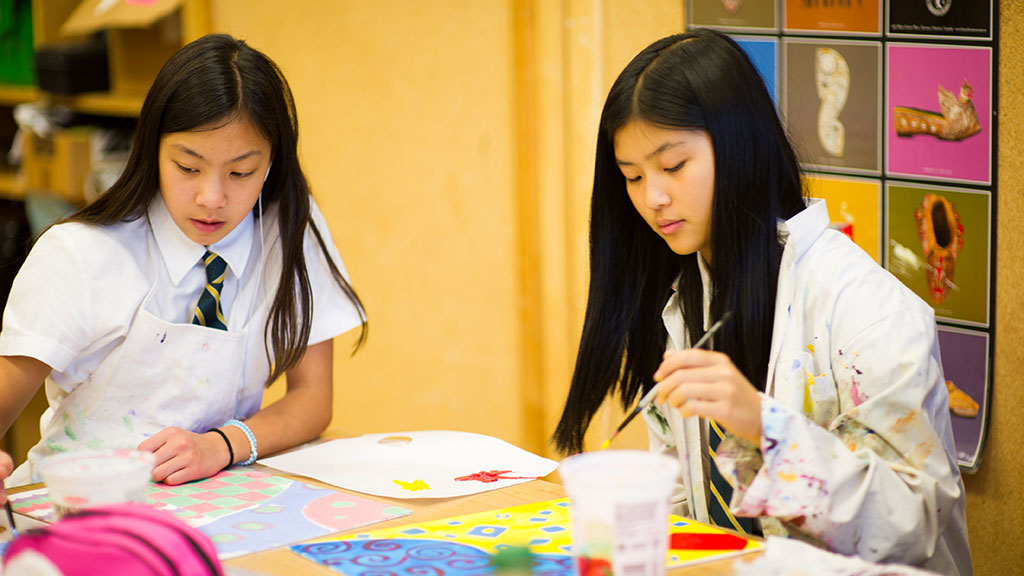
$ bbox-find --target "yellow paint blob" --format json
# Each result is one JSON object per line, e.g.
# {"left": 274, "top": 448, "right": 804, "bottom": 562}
{"left": 803, "top": 371, "right": 815, "bottom": 415}
{"left": 807, "top": 344, "right": 815, "bottom": 353}
{"left": 778, "top": 471, "right": 798, "bottom": 482}
{"left": 393, "top": 479, "right": 431, "bottom": 491}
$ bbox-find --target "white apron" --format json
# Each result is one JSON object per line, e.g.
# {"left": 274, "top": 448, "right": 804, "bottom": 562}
{"left": 11, "top": 221, "right": 271, "bottom": 486}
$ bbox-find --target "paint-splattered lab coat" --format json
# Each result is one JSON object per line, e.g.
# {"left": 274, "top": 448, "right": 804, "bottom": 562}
{"left": 643, "top": 199, "right": 972, "bottom": 575}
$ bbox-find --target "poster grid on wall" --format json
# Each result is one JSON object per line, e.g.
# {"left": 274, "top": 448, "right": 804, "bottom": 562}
{"left": 687, "top": 0, "right": 997, "bottom": 473}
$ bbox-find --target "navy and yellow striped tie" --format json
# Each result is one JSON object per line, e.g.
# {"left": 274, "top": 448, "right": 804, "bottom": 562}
{"left": 192, "top": 251, "right": 228, "bottom": 330}
{"left": 707, "top": 418, "right": 758, "bottom": 535}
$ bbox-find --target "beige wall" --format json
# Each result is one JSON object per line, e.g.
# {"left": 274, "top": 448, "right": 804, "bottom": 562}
{"left": 213, "top": 1, "right": 1022, "bottom": 571}
{"left": 216, "top": 1, "right": 526, "bottom": 445}
{"left": 212, "top": 0, "right": 683, "bottom": 457}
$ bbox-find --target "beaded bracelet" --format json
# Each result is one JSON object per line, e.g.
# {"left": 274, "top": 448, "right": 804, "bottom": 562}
{"left": 209, "top": 428, "right": 234, "bottom": 469}
{"left": 223, "top": 419, "right": 258, "bottom": 466}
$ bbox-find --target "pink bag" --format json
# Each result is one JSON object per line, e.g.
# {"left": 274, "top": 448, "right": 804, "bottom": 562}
{"left": 3, "top": 502, "right": 223, "bottom": 576}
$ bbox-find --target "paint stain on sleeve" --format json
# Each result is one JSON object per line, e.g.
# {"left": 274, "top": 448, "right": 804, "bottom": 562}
{"left": 850, "top": 377, "right": 868, "bottom": 406}
{"left": 62, "top": 413, "right": 78, "bottom": 441}
{"left": 893, "top": 410, "right": 916, "bottom": 434}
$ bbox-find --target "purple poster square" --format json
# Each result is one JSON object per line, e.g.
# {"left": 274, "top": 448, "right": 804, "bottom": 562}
{"left": 886, "top": 44, "right": 992, "bottom": 184}
{"left": 936, "top": 326, "right": 989, "bottom": 471}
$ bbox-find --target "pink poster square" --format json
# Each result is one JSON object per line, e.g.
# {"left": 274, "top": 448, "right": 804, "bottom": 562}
{"left": 886, "top": 44, "right": 991, "bottom": 184}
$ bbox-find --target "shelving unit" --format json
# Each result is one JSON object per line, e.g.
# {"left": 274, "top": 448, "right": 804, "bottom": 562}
{"left": 0, "top": 0, "right": 211, "bottom": 199}
{"left": 0, "top": 0, "right": 211, "bottom": 464}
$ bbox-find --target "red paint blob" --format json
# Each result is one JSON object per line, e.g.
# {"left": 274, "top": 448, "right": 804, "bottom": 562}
{"left": 453, "top": 470, "right": 539, "bottom": 483}
{"left": 670, "top": 532, "right": 748, "bottom": 550}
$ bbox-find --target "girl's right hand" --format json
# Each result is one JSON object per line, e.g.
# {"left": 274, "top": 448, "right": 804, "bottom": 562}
{"left": 653, "top": 348, "right": 763, "bottom": 444}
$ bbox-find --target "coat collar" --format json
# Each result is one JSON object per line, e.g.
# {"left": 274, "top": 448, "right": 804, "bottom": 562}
{"left": 779, "top": 197, "right": 830, "bottom": 265}
{"left": 663, "top": 198, "right": 830, "bottom": 346}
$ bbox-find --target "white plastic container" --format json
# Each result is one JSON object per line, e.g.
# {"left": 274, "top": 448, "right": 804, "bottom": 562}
{"left": 36, "top": 449, "right": 155, "bottom": 518}
{"left": 559, "top": 450, "right": 680, "bottom": 576}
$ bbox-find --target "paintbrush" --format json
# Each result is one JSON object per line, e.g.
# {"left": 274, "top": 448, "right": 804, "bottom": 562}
{"left": 600, "top": 311, "right": 733, "bottom": 450}
{"left": 4, "top": 500, "right": 17, "bottom": 539}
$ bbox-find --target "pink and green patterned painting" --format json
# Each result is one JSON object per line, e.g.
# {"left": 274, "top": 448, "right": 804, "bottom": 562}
{"left": 9, "top": 468, "right": 412, "bottom": 559}
{"left": 291, "top": 499, "right": 762, "bottom": 575}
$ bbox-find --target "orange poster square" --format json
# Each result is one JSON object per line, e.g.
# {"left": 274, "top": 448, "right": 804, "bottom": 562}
{"left": 784, "top": 0, "right": 880, "bottom": 34}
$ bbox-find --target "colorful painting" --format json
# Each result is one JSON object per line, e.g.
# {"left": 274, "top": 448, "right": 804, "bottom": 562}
{"left": 937, "top": 327, "right": 990, "bottom": 472}
{"left": 784, "top": 0, "right": 880, "bottom": 35}
{"left": 291, "top": 499, "right": 761, "bottom": 575}
{"left": 734, "top": 35, "right": 779, "bottom": 104}
{"left": 258, "top": 431, "right": 559, "bottom": 500}
{"left": 8, "top": 469, "right": 412, "bottom": 559}
{"left": 888, "top": 0, "right": 992, "bottom": 40}
{"left": 804, "top": 175, "right": 882, "bottom": 263}
{"left": 783, "top": 38, "right": 881, "bottom": 175}
{"left": 687, "top": 0, "right": 777, "bottom": 32}
{"left": 886, "top": 44, "right": 992, "bottom": 184}
{"left": 885, "top": 183, "right": 990, "bottom": 327}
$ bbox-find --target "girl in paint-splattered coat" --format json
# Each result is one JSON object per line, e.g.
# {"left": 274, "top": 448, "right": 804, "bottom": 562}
{"left": 554, "top": 29, "right": 971, "bottom": 575}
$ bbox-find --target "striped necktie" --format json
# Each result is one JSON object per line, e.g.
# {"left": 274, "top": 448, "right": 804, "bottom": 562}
{"left": 191, "top": 250, "right": 228, "bottom": 330}
{"left": 707, "top": 418, "right": 758, "bottom": 535}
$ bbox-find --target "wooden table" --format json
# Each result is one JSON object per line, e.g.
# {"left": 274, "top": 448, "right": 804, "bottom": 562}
{"left": 225, "top": 462, "right": 762, "bottom": 576}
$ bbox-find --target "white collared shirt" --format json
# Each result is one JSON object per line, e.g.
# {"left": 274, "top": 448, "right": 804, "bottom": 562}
{"left": 0, "top": 194, "right": 363, "bottom": 393}
{"left": 147, "top": 188, "right": 255, "bottom": 328}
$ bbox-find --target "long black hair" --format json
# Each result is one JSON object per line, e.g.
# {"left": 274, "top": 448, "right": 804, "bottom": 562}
{"left": 68, "top": 34, "right": 366, "bottom": 385}
{"left": 553, "top": 29, "right": 805, "bottom": 454}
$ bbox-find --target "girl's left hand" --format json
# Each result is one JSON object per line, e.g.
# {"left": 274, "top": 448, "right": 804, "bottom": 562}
{"left": 653, "top": 349, "right": 763, "bottom": 444}
{"left": 138, "top": 427, "right": 228, "bottom": 485}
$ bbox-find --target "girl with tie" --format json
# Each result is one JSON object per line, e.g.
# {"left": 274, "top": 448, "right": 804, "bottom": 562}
{"left": 553, "top": 29, "right": 971, "bottom": 575}
{"left": 0, "top": 34, "right": 366, "bottom": 486}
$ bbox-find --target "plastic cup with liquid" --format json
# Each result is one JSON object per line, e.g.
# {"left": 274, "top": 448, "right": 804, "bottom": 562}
{"left": 559, "top": 450, "right": 680, "bottom": 576}
{"left": 36, "top": 449, "right": 155, "bottom": 518}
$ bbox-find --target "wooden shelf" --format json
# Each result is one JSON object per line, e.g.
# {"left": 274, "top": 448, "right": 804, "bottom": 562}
{"left": 0, "top": 84, "right": 143, "bottom": 116}
{"left": 38, "top": 91, "right": 145, "bottom": 117}
{"left": 0, "top": 85, "right": 38, "bottom": 107}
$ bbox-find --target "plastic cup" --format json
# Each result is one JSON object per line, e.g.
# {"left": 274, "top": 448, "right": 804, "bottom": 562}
{"left": 36, "top": 449, "right": 155, "bottom": 518}
{"left": 559, "top": 450, "right": 680, "bottom": 576}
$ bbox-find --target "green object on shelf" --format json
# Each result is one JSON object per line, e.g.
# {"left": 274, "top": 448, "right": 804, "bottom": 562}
{"left": 0, "top": 0, "right": 35, "bottom": 86}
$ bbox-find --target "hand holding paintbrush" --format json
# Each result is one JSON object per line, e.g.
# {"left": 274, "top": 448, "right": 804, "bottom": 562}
{"left": 601, "top": 312, "right": 733, "bottom": 450}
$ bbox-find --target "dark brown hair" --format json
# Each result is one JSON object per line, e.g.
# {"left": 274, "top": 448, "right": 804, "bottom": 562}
{"left": 554, "top": 29, "right": 805, "bottom": 454}
{"left": 68, "top": 34, "right": 366, "bottom": 384}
